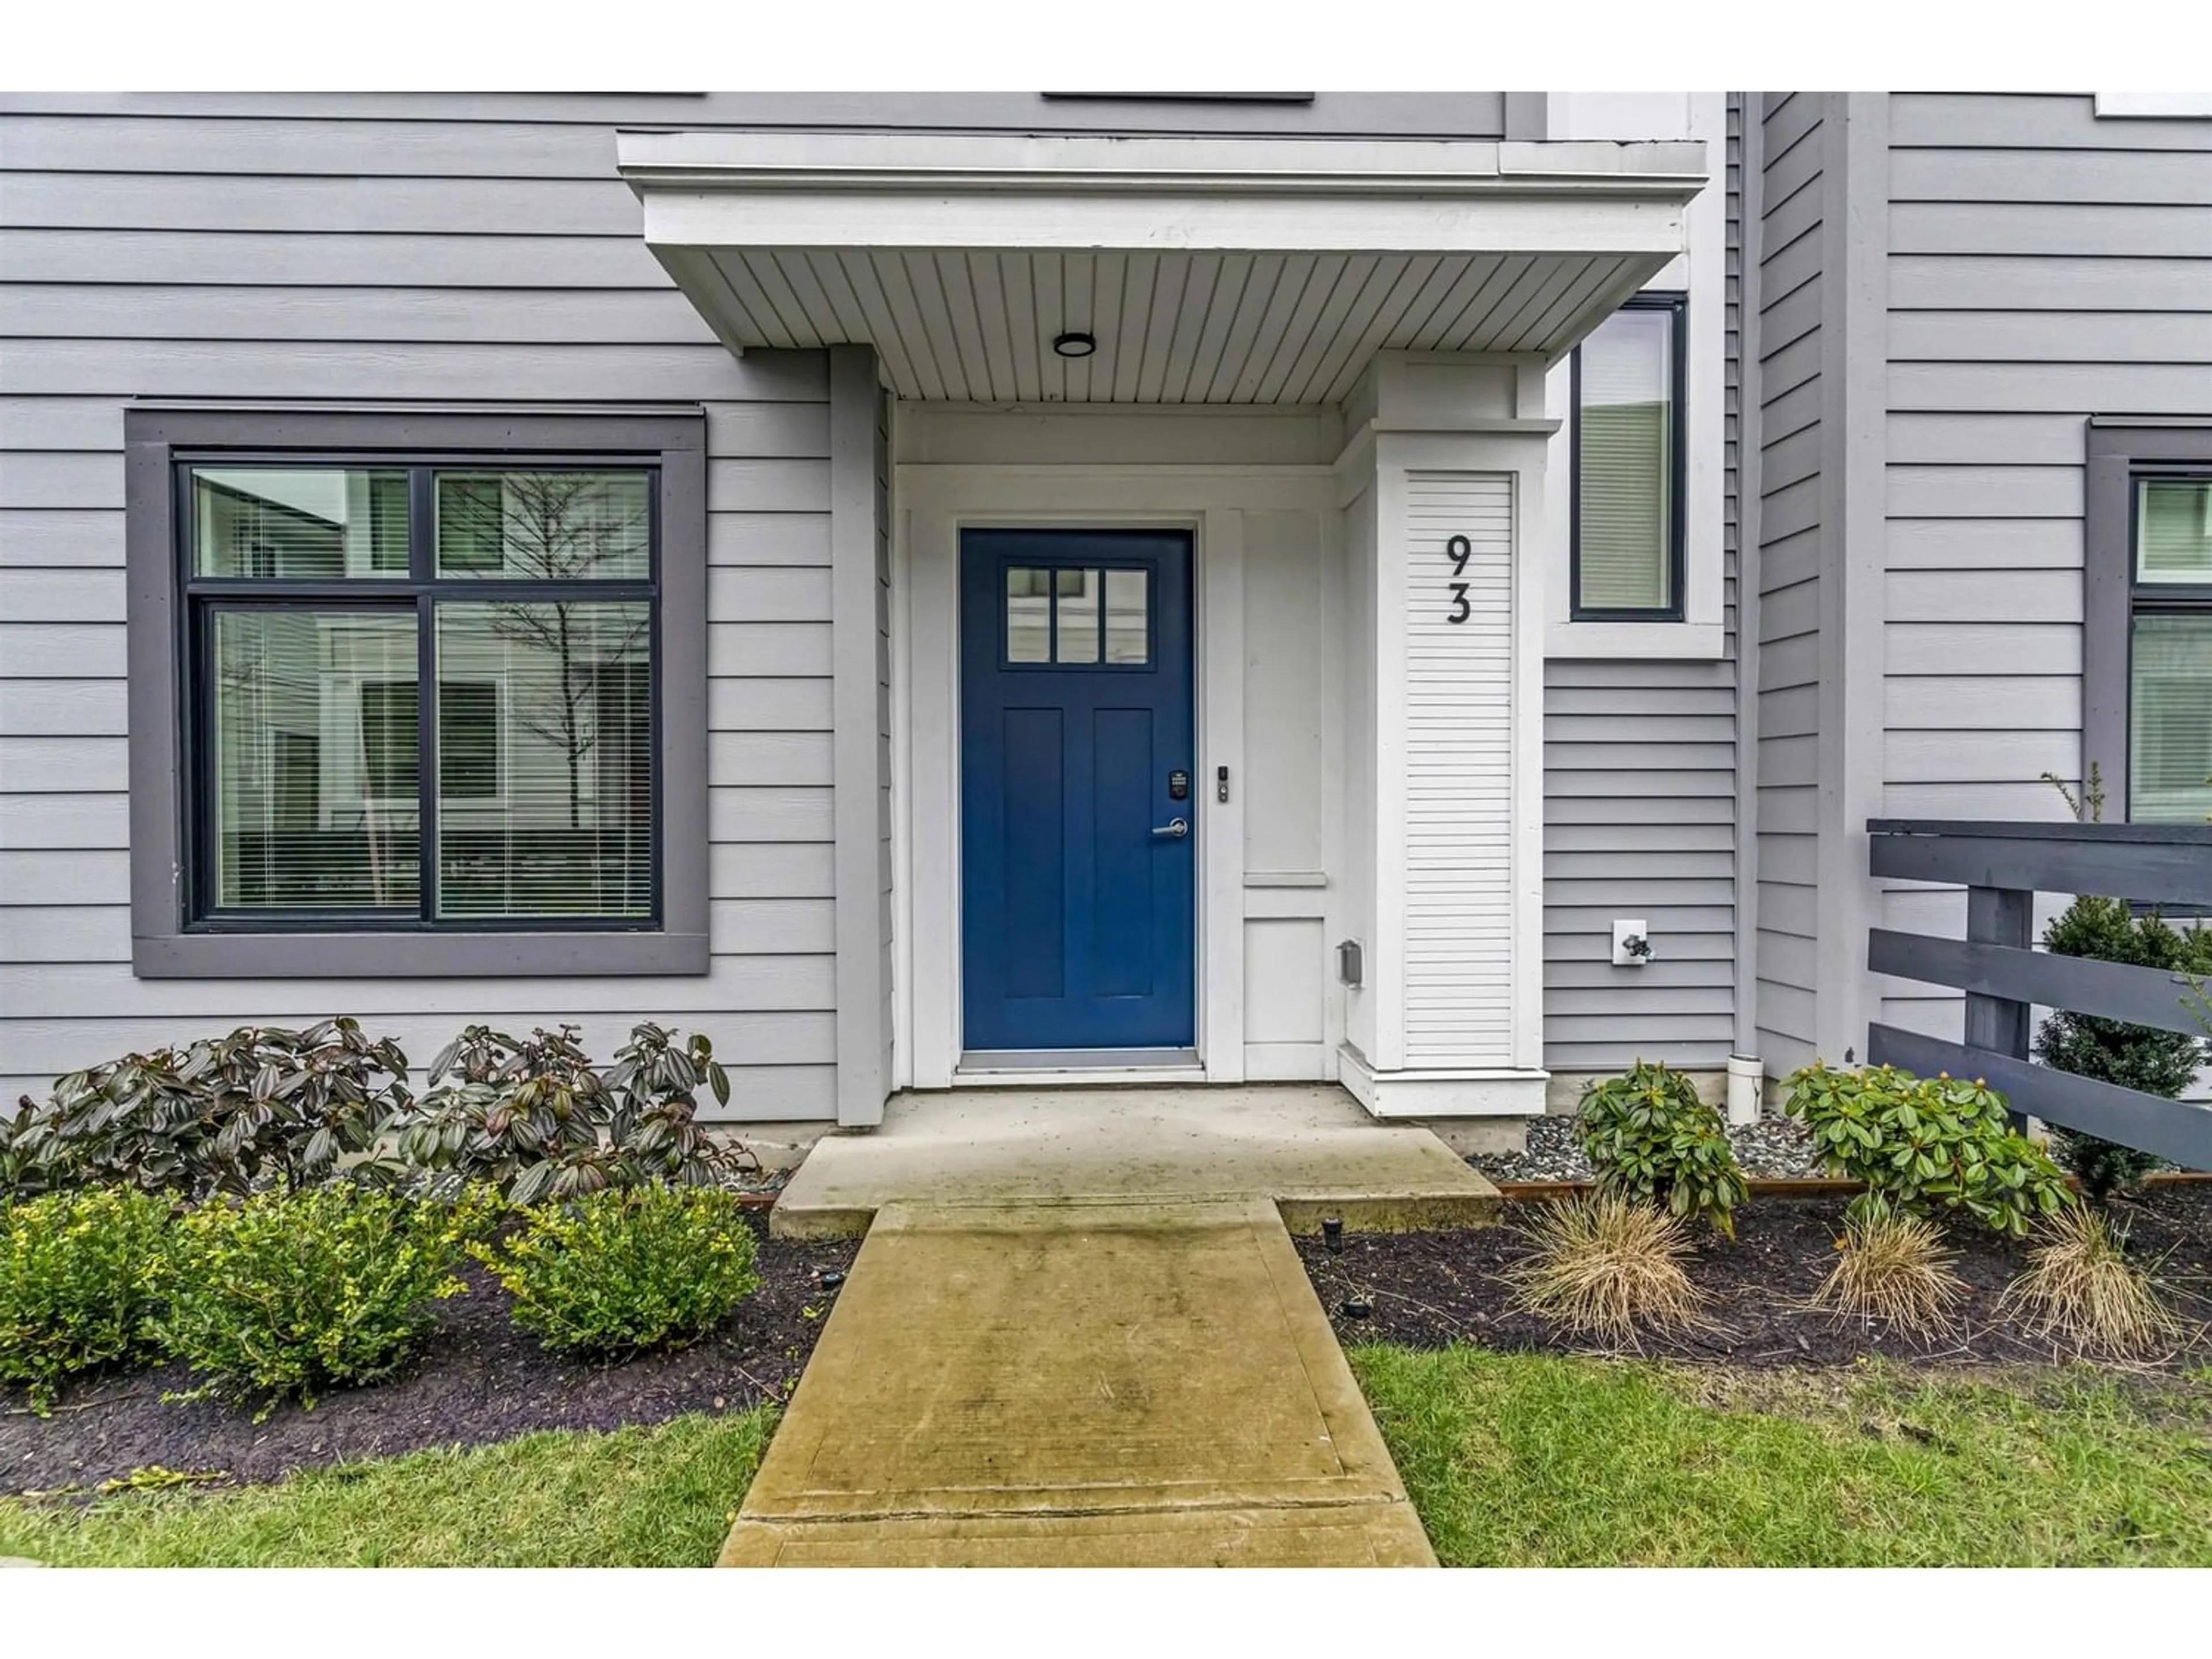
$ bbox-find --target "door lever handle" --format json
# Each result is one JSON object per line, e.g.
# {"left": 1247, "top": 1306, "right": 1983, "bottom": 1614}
{"left": 1150, "top": 817, "right": 1190, "bottom": 840}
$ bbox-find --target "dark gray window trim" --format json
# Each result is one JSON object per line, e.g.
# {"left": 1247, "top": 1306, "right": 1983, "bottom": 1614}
{"left": 2084, "top": 420, "right": 2212, "bottom": 824}
{"left": 125, "top": 404, "right": 709, "bottom": 978}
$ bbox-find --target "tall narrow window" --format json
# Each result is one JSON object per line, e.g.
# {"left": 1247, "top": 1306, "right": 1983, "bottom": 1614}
{"left": 2127, "top": 475, "right": 2212, "bottom": 823}
{"left": 181, "top": 463, "right": 660, "bottom": 930}
{"left": 1571, "top": 293, "right": 1685, "bottom": 619}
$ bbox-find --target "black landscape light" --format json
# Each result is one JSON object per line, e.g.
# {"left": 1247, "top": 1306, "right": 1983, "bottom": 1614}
{"left": 1321, "top": 1217, "right": 1344, "bottom": 1253}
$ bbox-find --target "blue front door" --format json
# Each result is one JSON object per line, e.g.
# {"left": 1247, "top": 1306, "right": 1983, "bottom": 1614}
{"left": 960, "top": 529, "right": 1196, "bottom": 1051}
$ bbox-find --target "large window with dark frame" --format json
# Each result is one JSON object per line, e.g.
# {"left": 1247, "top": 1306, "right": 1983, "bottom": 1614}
{"left": 2126, "top": 472, "right": 2212, "bottom": 823}
{"left": 180, "top": 461, "right": 660, "bottom": 930}
{"left": 1571, "top": 292, "right": 1686, "bottom": 620}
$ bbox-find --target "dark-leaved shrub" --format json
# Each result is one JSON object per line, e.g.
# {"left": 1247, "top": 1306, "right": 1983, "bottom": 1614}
{"left": 2036, "top": 895, "right": 2212, "bottom": 1198}
{"left": 154, "top": 1183, "right": 491, "bottom": 1415}
{"left": 391, "top": 1022, "right": 757, "bottom": 1205}
{"left": 0, "top": 1187, "right": 174, "bottom": 1411}
{"left": 1783, "top": 1063, "right": 2071, "bottom": 1237}
{"left": 474, "top": 1185, "right": 761, "bottom": 1357}
{"left": 3, "top": 1018, "right": 411, "bottom": 1201}
{"left": 1575, "top": 1061, "right": 1748, "bottom": 1237}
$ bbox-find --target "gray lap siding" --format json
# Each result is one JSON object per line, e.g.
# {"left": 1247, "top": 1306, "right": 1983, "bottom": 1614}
{"left": 0, "top": 96, "right": 840, "bottom": 1116}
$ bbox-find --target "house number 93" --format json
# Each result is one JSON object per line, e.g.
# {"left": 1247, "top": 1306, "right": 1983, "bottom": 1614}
{"left": 1444, "top": 535, "right": 1472, "bottom": 624}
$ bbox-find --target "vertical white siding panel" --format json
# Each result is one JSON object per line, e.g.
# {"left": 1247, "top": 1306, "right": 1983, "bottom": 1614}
{"left": 1401, "top": 473, "right": 1516, "bottom": 1067}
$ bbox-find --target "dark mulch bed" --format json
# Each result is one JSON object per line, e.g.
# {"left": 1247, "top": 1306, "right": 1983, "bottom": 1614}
{"left": 1, "top": 1211, "right": 858, "bottom": 1498}
{"left": 1298, "top": 1185, "right": 2212, "bottom": 1370}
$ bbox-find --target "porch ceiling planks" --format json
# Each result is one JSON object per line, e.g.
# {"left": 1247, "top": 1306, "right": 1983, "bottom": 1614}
{"left": 683, "top": 249, "right": 1649, "bottom": 403}
{"left": 618, "top": 130, "right": 1705, "bottom": 404}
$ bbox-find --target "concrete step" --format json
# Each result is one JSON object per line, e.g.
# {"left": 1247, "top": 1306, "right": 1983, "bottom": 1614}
{"left": 770, "top": 1083, "right": 1503, "bottom": 1239}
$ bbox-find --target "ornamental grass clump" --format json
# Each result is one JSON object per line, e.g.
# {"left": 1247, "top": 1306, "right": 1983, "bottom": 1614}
{"left": 0, "top": 1187, "right": 174, "bottom": 1411}
{"left": 474, "top": 1185, "right": 762, "bottom": 1358}
{"left": 1502, "top": 1194, "right": 1707, "bottom": 1347}
{"left": 1783, "top": 1062, "right": 2071, "bottom": 1237}
{"left": 1575, "top": 1060, "right": 1748, "bottom": 1238}
{"left": 155, "top": 1183, "right": 493, "bottom": 1417}
{"left": 1998, "top": 1206, "right": 2187, "bottom": 1360}
{"left": 1807, "top": 1207, "right": 1969, "bottom": 1342}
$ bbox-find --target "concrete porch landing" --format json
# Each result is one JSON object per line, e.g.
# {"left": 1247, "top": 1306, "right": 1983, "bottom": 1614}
{"left": 720, "top": 1199, "right": 1437, "bottom": 1567}
{"left": 769, "top": 1084, "right": 1503, "bottom": 1238}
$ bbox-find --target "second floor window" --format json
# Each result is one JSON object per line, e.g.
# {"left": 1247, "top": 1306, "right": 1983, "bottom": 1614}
{"left": 1571, "top": 293, "right": 1685, "bottom": 620}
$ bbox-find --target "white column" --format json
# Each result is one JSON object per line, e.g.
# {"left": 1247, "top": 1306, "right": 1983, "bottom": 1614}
{"left": 1336, "top": 354, "right": 1558, "bottom": 1119}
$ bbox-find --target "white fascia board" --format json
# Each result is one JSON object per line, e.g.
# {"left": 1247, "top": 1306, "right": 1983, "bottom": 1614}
{"left": 637, "top": 188, "right": 1694, "bottom": 259}
{"left": 617, "top": 128, "right": 1706, "bottom": 192}
{"left": 618, "top": 129, "right": 1706, "bottom": 257}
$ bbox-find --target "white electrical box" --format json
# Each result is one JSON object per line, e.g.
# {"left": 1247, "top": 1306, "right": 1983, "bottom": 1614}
{"left": 1611, "top": 918, "right": 1653, "bottom": 967}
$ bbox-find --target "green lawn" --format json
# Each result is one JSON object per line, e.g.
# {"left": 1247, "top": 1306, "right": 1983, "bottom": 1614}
{"left": 1352, "top": 1346, "right": 2212, "bottom": 1567}
{"left": 0, "top": 1407, "right": 775, "bottom": 1567}
{"left": 8, "top": 1354, "right": 2208, "bottom": 1567}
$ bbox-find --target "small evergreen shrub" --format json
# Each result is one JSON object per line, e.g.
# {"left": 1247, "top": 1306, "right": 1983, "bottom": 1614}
{"left": 1574, "top": 1061, "right": 1748, "bottom": 1237}
{"left": 2036, "top": 895, "right": 2212, "bottom": 1198}
{"left": 0, "top": 1188, "right": 173, "bottom": 1411}
{"left": 155, "top": 1184, "right": 490, "bottom": 1415}
{"left": 3, "top": 1018, "right": 412, "bottom": 1201}
{"left": 1782, "top": 1063, "right": 2071, "bottom": 1237}
{"left": 391, "top": 1022, "right": 759, "bottom": 1205}
{"left": 474, "top": 1185, "right": 762, "bottom": 1358}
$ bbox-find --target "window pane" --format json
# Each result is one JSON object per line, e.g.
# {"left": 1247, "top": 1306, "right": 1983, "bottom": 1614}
{"left": 1575, "top": 306, "right": 1675, "bottom": 612}
{"left": 435, "top": 471, "right": 650, "bottom": 580}
{"left": 194, "top": 468, "right": 408, "bottom": 578}
{"left": 1006, "top": 567, "right": 1050, "bottom": 662}
{"left": 1104, "top": 569, "right": 1149, "bottom": 664}
{"left": 2131, "top": 613, "right": 2212, "bottom": 823}
{"left": 212, "top": 609, "right": 419, "bottom": 908}
{"left": 2138, "top": 479, "right": 2212, "bottom": 583}
{"left": 1056, "top": 569, "right": 1100, "bottom": 664}
{"left": 434, "top": 602, "right": 653, "bottom": 919}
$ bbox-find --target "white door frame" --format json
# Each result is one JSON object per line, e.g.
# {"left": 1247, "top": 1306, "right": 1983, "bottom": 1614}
{"left": 892, "top": 463, "right": 1335, "bottom": 1091}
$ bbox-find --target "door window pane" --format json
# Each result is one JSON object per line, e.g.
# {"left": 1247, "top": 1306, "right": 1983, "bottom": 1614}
{"left": 212, "top": 609, "right": 420, "bottom": 908}
{"left": 1575, "top": 304, "right": 1677, "bottom": 613}
{"left": 1055, "top": 568, "right": 1100, "bottom": 664}
{"left": 194, "top": 468, "right": 409, "bottom": 578}
{"left": 1006, "top": 567, "right": 1051, "bottom": 662}
{"left": 434, "top": 602, "right": 653, "bottom": 918}
{"left": 435, "top": 471, "right": 651, "bottom": 581}
{"left": 2138, "top": 479, "right": 2212, "bottom": 583}
{"left": 2131, "top": 613, "right": 2212, "bottom": 823}
{"left": 1104, "top": 569, "right": 1150, "bottom": 664}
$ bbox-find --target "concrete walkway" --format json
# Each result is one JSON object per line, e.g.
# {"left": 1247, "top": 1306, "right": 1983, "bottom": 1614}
{"left": 722, "top": 1198, "right": 1438, "bottom": 1566}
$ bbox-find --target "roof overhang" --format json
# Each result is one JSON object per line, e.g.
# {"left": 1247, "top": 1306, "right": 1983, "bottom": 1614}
{"left": 617, "top": 130, "right": 1707, "bottom": 404}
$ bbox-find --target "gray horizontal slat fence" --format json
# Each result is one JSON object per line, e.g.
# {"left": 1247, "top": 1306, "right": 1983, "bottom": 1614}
{"left": 1865, "top": 820, "right": 2212, "bottom": 1169}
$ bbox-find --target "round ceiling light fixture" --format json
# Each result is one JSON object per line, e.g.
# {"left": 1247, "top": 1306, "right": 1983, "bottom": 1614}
{"left": 1052, "top": 330, "right": 1097, "bottom": 359}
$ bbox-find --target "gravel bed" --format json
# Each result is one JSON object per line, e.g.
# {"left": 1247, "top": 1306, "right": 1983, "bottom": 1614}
{"left": 1472, "top": 1111, "right": 1821, "bottom": 1184}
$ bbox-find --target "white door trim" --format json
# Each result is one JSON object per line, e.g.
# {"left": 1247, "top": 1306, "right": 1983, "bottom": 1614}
{"left": 892, "top": 463, "right": 1334, "bottom": 1091}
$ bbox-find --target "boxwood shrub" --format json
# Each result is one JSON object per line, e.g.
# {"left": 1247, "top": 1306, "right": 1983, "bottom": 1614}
{"left": 475, "top": 1185, "right": 762, "bottom": 1358}
{"left": 0, "top": 1187, "right": 174, "bottom": 1411}
{"left": 155, "top": 1183, "right": 492, "bottom": 1416}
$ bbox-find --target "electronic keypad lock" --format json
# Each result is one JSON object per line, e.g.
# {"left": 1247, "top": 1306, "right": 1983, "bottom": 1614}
{"left": 1168, "top": 769, "right": 1189, "bottom": 801}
